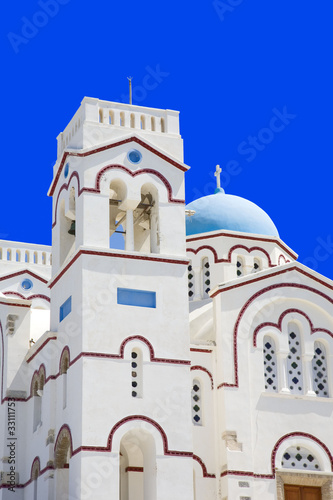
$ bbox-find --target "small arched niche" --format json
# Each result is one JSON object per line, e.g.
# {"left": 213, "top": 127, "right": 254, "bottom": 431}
{"left": 109, "top": 179, "right": 127, "bottom": 250}
{"left": 133, "top": 183, "right": 159, "bottom": 253}
{"left": 55, "top": 427, "right": 72, "bottom": 499}
{"left": 119, "top": 429, "right": 156, "bottom": 500}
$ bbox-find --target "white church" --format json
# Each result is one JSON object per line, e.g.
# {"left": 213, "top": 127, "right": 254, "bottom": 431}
{"left": 0, "top": 97, "right": 332, "bottom": 500}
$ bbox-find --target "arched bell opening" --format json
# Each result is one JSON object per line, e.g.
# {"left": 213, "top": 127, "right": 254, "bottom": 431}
{"left": 109, "top": 179, "right": 127, "bottom": 250}
{"left": 59, "top": 187, "right": 76, "bottom": 267}
{"left": 133, "top": 184, "right": 159, "bottom": 254}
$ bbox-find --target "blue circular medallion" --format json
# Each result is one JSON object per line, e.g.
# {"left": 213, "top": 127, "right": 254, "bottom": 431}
{"left": 21, "top": 279, "right": 33, "bottom": 291}
{"left": 127, "top": 150, "right": 142, "bottom": 164}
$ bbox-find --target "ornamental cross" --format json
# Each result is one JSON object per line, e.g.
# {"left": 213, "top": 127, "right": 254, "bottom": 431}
{"left": 214, "top": 164, "right": 222, "bottom": 189}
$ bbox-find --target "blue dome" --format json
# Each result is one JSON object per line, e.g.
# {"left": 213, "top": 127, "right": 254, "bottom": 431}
{"left": 186, "top": 189, "right": 279, "bottom": 237}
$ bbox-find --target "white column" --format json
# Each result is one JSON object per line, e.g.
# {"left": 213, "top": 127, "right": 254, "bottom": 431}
{"left": 150, "top": 213, "right": 159, "bottom": 253}
{"left": 125, "top": 210, "right": 134, "bottom": 251}
{"left": 304, "top": 354, "right": 316, "bottom": 396}
{"left": 278, "top": 353, "right": 290, "bottom": 394}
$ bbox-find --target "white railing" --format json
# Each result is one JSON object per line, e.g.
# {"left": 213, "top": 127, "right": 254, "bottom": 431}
{"left": 57, "top": 97, "right": 180, "bottom": 156}
{"left": 0, "top": 240, "right": 52, "bottom": 266}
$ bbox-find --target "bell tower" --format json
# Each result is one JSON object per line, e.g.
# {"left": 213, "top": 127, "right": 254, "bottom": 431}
{"left": 48, "top": 97, "right": 194, "bottom": 499}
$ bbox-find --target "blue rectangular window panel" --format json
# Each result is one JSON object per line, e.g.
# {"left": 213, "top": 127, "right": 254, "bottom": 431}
{"left": 117, "top": 288, "right": 156, "bottom": 308}
{"left": 59, "top": 296, "right": 72, "bottom": 322}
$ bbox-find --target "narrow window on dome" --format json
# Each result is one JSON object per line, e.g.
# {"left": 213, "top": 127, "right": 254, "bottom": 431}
{"left": 109, "top": 110, "right": 114, "bottom": 125}
{"left": 120, "top": 112, "right": 125, "bottom": 127}
{"left": 252, "top": 257, "right": 261, "bottom": 273}
{"left": 287, "top": 323, "right": 304, "bottom": 394}
{"left": 161, "top": 117, "right": 165, "bottom": 133}
{"left": 192, "top": 379, "right": 202, "bottom": 425}
{"left": 16, "top": 250, "right": 20, "bottom": 262}
{"left": 25, "top": 251, "right": 29, "bottom": 263}
{"left": 130, "top": 113, "right": 135, "bottom": 128}
{"left": 312, "top": 341, "right": 329, "bottom": 397}
{"left": 151, "top": 116, "right": 156, "bottom": 131}
{"left": 188, "top": 262, "right": 194, "bottom": 300}
{"left": 202, "top": 257, "right": 210, "bottom": 298}
{"left": 263, "top": 335, "right": 278, "bottom": 392}
{"left": 99, "top": 109, "right": 103, "bottom": 123}
{"left": 131, "top": 349, "right": 142, "bottom": 398}
{"left": 236, "top": 256, "right": 244, "bottom": 277}
{"left": 140, "top": 115, "right": 145, "bottom": 129}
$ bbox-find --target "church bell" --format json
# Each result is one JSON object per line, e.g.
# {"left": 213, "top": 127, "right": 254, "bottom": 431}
{"left": 68, "top": 221, "right": 76, "bottom": 235}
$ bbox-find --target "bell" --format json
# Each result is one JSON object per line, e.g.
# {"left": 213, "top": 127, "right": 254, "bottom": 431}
{"left": 68, "top": 221, "right": 76, "bottom": 235}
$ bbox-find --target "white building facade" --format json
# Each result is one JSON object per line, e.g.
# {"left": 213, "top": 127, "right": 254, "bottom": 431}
{"left": 0, "top": 97, "right": 332, "bottom": 500}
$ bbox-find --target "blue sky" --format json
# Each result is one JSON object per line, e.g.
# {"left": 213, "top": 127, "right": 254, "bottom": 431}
{"left": 1, "top": 1, "right": 333, "bottom": 278}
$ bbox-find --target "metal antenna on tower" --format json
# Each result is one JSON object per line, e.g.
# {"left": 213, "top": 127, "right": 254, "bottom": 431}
{"left": 127, "top": 76, "right": 133, "bottom": 105}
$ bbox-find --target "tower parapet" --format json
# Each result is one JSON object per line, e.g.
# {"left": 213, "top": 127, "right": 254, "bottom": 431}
{"left": 56, "top": 97, "right": 182, "bottom": 162}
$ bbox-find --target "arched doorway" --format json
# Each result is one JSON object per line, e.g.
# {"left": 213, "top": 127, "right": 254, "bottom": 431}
{"left": 119, "top": 429, "right": 156, "bottom": 500}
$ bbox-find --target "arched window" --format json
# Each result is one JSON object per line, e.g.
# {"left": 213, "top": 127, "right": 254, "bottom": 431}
{"left": 151, "top": 116, "right": 156, "bottom": 131}
{"left": 34, "top": 251, "right": 38, "bottom": 264}
{"left": 192, "top": 379, "right": 202, "bottom": 425}
{"left": 130, "top": 113, "right": 135, "bottom": 128}
{"left": 131, "top": 349, "right": 142, "bottom": 398}
{"left": 236, "top": 256, "right": 244, "bottom": 277}
{"left": 109, "top": 110, "right": 114, "bottom": 125}
{"left": 287, "top": 323, "right": 304, "bottom": 394}
{"left": 16, "top": 250, "right": 20, "bottom": 262}
{"left": 161, "top": 117, "right": 165, "bottom": 133}
{"left": 202, "top": 257, "right": 210, "bottom": 298}
{"left": 263, "top": 335, "right": 278, "bottom": 392}
{"left": 55, "top": 427, "right": 71, "bottom": 499}
{"left": 140, "top": 115, "right": 145, "bottom": 129}
{"left": 60, "top": 350, "right": 70, "bottom": 409}
{"left": 120, "top": 112, "right": 125, "bottom": 126}
{"left": 312, "top": 341, "right": 329, "bottom": 397}
{"left": 31, "top": 458, "right": 40, "bottom": 500}
{"left": 25, "top": 251, "right": 29, "bottom": 263}
{"left": 281, "top": 446, "right": 321, "bottom": 471}
{"left": 188, "top": 262, "right": 194, "bottom": 300}
{"left": 7, "top": 249, "right": 12, "bottom": 261}
{"left": 32, "top": 378, "right": 41, "bottom": 432}
{"left": 42, "top": 252, "right": 46, "bottom": 265}
{"left": 99, "top": 108, "right": 103, "bottom": 123}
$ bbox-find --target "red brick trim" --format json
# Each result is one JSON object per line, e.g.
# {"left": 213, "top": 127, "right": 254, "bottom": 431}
{"left": 211, "top": 265, "right": 333, "bottom": 299}
{"left": 190, "top": 348, "right": 213, "bottom": 353}
{"left": 253, "top": 308, "right": 333, "bottom": 347}
{"left": 193, "top": 454, "right": 216, "bottom": 478}
{"left": 49, "top": 136, "right": 188, "bottom": 197}
{"left": 271, "top": 432, "right": 333, "bottom": 474}
{"left": 26, "top": 336, "right": 57, "bottom": 363}
{"left": 187, "top": 244, "right": 275, "bottom": 267}
{"left": 0, "top": 300, "right": 30, "bottom": 308}
{"left": 3, "top": 292, "right": 50, "bottom": 303}
{"left": 49, "top": 249, "right": 188, "bottom": 289}
{"left": 71, "top": 415, "right": 193, "bottom": 458}
{"left": 126, "top": 466, "right": 144, "bottom": 473}
{"left": 219, "top": 432, "right": 333, "bottom": 479}
{"left": 217, "top": 281, "right": 333, "bottom": 389}
{"left": 0, "top": 269, "right": 48, "bottom": 284}
{"left": 70, "top": 335, "right": 190, "bottom": 367}
{"left": 52, "top": 164, "right": 185, "bottom": 228}
{"left": 191, "top": 366, "right": 214, "bottom": 389}
{"left": 187, "top": 231, "right": 297, "bottom": 260}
